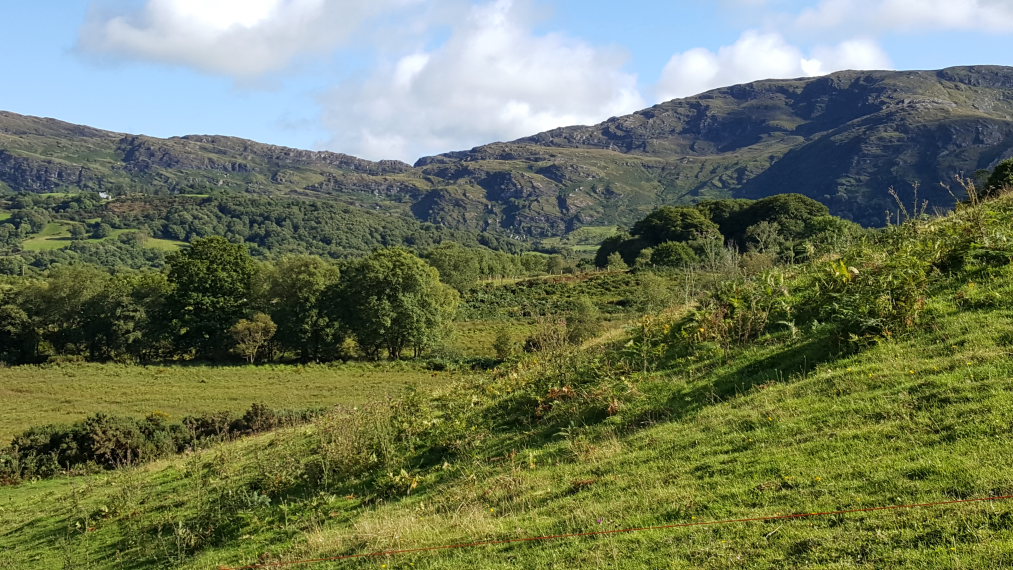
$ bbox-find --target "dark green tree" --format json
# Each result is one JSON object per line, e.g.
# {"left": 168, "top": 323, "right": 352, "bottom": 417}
{"left": 652, "top": 241, "right": 699, "bottom": 268}
{"left": 986, "top": 158, "right": 1013, "bottom": 198}
{"left": 594, "top": 234, "right": 628, "bottom": 268}
{"left": 263, "top": 255, "right": 341, "bottom": 362}
{"left": 23, "top": 265, "right": 110, "bottom": 356}
{"left": 696, "top": 199, "right": 754, "bottom": 237}
{"left": 732, "top": 194, "right": 830, "bottom": 242}
{"left": 0, "top": 303, "right": 36, "bottom": 364}
{"left": 81, "top": 271, "right": 171, "bottom": 361}
{"left": 332, "top": 248, "right": 458, "bottom": 360}
{"left": 165, "top": 237, "right": 256, "bottom": 358}
{"left": 90, "top": 223, "right": 113, "bottom": 240}
{"left": 631, "top": 207, "right": 719, "bottom": 245}
{"left": 594, "top": 234, "right": 649, "bottom": 268}
{"left": 424, "top": 242, "right": 481, "bottom": 293}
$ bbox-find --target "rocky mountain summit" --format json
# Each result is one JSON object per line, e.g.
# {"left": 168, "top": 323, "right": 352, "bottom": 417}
{"left": 3, "top": 66, "right": 1013, "bottom": 238}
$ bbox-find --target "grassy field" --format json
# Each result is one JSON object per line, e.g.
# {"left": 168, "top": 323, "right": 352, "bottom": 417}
{"left": 2, "top": 290, "right": 1013, "bottom": 568}
{"left": 20, "top": 222, "right": 188, "bottom": 252}
{"left": 0, "top": 363, "right": 462, "bottom": 442}
{"left": 540, "top": 225, "right": 620, "bottom": 250}
{"left": 142, "top": 237, "right": 187, "bottom": 251}
{"left": 5, "top": 200, "right": 1013, "bottom": 568}
{"left": 21, "top": 222, "right": 73, "bottom": 251}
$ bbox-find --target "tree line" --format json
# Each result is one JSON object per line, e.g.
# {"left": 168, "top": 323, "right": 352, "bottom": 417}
{"left": 0, "top": 192, "right": 534, "bottom": 271}
{"left": 0, "top": 238, "right": 551, "bottom": 365}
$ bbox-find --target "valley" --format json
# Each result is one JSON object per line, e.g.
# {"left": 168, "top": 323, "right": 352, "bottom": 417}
{"left": 2, "top": 64, "right": 1013, "bottom": 569}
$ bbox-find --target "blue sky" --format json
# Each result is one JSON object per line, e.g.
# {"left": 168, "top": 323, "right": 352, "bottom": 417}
{"left": 3, "top": 1, "right": 1013, "bottom": 163}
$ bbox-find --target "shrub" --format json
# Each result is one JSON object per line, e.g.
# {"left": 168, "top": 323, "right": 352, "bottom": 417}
{"left": 985, "top": 158, "right": 1013, "bottom": 198}
{"left": 2, "top": 404, "right": 322, "bottom": 481}
{"left": 523, "top": 317, "right": 568, "bottom": 353}
{"left": 565, "top": 297, "right": 603, "bottom": 345}
{"left": 492, "top": 327, "right": 516, "bottom": 360}
{"left": 310, "top": 390, "right": 436, "bottom": 497}
{"left": 652, "top": 241, "right": 698, "bottom": 268}
{"left": 690, "top": 274, "right": 793, "bottom": 347}
{"left": 801, "top": 252, "right": 931, "bottom": 341}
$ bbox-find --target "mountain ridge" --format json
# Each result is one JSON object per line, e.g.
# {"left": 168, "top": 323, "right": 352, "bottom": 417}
{"left": 3, "top": 65, "right": 1013, "bottom": 238}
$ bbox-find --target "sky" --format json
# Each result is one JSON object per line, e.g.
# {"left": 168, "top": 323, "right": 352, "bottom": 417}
{"left": 3, "top": 0, "right": 1013, "bottom": 164}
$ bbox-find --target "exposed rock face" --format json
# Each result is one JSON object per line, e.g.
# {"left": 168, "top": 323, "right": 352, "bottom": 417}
{"left": 119, "top": 137, "right": 254, "bottom": 173}
{"left": 2, "top": 66, "right": 1013, "bottom": 236}
{"left": 0, "top": 151, "right": 98, "bottom": 191}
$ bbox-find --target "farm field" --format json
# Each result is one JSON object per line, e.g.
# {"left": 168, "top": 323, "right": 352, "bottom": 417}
{"left": 19, "top": 221, "right": 186, "bottom": 252}
{"left": 0, "top": 363, "right": 463, "bottom": 442}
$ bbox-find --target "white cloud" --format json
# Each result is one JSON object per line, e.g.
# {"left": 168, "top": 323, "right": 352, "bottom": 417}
{"left": 79, "top": 0, "right": 412, "bottom": 77}
{"left": 656, "top": 31, "right": 892, "bottom": 101}
{"left": 797, "top": 0, "right": 1013, "bottom": 34}
{"left": 323, "top": 0, "right": 644, "bottom": 163}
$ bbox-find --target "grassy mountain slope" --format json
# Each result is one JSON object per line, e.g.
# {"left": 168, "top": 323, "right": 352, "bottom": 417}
{"left": 4, "top": 66, "right": 1013, "bottom": 242}
{"left": 4, "top": 196, "right": 1013, "bottom": 568}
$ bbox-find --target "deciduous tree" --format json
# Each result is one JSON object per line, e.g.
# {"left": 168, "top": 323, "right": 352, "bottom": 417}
{"left": 165, "top": 237, "right": 256, "bottom": 359}
{"left": 332, "top": 248, "right": 458, "bottom": 360}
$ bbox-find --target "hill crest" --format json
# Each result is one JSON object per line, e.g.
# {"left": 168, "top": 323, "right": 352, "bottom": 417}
{"left": 3, "top": 65, "right": 1013, "bottom": 237}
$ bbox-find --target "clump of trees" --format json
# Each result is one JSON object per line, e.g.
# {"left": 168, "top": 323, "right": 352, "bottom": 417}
{"left": 333, "top": 248, "right": 458, "bottom": 359}
{"left": 985, "top": 158, "right": 1013, "bottom": 198}
{"left": 0, "top": 237, "right": 472, "bottom": 364}
{"left": 595, "top": 193, "right": 864, "bottom": 268}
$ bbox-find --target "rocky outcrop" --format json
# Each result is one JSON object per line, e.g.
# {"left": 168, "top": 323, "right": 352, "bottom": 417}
{"left": 0, "top": 151, "right": 99, "bottom": 191}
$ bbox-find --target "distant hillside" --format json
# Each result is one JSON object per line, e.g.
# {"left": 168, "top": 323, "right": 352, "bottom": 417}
{"left": 3, "top": 65, "right": 1013, "bottom": 237}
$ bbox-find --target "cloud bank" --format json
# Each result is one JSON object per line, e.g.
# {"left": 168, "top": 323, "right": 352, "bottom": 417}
{"left": 656, "top": 31, "right": 892, "bottom": 102}
{"left": 323, "top": 0, "right": 643, "bottom": 162}
{"left": 79, "top": 0, "right": 1006, "bottom": 162}
{"left": 797, "top": 0, "right": 1013, "bottom": 34}
{"left": 79, "top": 0, "right": 410, "bottom": 77}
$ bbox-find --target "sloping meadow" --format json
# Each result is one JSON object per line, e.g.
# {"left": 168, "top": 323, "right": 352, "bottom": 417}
{"left": 4, "top": 196, "right": 1013, "bottom": 568}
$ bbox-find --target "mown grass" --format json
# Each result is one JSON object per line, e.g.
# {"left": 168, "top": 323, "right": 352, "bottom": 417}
{"left": 0, "top": 363, "right": 462, "bottom": 443}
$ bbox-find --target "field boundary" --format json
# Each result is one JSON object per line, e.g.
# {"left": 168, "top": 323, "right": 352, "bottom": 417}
{"left": 221, "top": 494, "right": 1013, "bottom": 569}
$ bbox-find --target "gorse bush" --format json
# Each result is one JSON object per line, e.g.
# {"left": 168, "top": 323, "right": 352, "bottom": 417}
{"left": 0, "top": 404, "right": 322, "bottom": 483}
